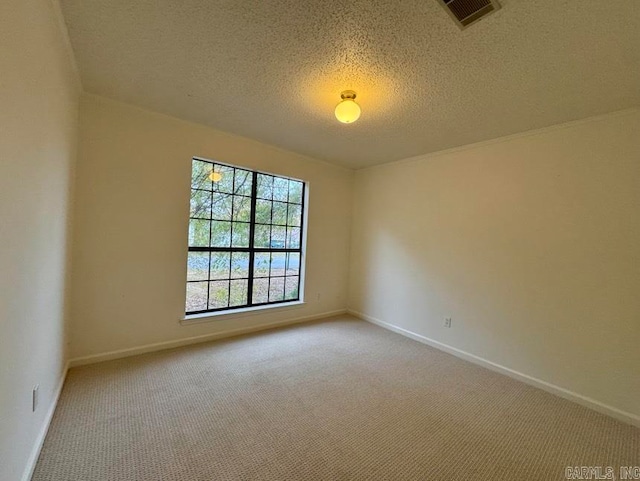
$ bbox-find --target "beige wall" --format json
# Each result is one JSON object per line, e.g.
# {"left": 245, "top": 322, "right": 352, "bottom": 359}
{"left": 0, "top": 0, "right": 80, "bottom": 479}
{"left": 70, "top": 94, "right": 353, "bottom": 359}
{"left": 349, "top": 109, "right": 640, "bottom": 418}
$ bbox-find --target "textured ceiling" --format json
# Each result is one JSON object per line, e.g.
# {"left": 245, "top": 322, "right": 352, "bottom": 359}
{"left": 60, "top": 0, "right": 640, "bottom": 168}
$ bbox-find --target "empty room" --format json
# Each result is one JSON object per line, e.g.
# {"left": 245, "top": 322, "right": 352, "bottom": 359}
{"left": 1, "top": 0, "right": 639, "bottom": 480}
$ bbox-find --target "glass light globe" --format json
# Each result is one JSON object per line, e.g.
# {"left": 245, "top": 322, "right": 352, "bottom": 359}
{"left": 335, "top": 91, "right": 361, "bottom": 124}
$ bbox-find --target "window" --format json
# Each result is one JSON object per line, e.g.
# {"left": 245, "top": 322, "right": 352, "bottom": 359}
{"left": 185, "top": 158, "right": 305, "bottom": 315}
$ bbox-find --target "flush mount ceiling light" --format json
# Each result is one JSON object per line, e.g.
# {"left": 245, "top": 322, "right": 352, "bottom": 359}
{"left": 334, "top": 90, "right": 361, "bottom": 124}
{"left": 208, "top": 170, "right": 222, "bottom": 182}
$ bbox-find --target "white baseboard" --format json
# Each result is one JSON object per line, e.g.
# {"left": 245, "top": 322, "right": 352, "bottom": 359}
{"left": 21, "top": 361, "right": 70, "bottom": 481}
{"left": 69, "top": 309, "right": 348, "bottom": 367}
{"left": 348, "top": 309, "right": 640, "bottom": 428}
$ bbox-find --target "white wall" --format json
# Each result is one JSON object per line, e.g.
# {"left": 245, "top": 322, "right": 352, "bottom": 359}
{"left": 69, "top": 94, "right": 353, "bottom": 359}
{"left": 0, "top": 0, "right": 80, "bottom": 479}
{"left": 349, "top": 109, "right": 640, "bottom": 419}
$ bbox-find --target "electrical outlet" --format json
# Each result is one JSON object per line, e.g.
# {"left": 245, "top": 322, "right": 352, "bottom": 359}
{"left": 32, "top": 384, "right": 39, "bottom": 412}
{"left": 444, "top": 318, "right": 452, "bottom": 328}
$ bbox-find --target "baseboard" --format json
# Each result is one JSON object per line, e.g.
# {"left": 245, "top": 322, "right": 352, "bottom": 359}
{"left": 21, "top": 361, "right": 70, "bottom": 481}
{"left": 348, "top": 309, "right": 640, "bottom": 428}
{"left": 69, "top": 309, "right": 348, "bottom": 367}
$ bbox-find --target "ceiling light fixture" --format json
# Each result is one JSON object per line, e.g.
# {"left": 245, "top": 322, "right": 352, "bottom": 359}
{"left": 334, "top": 90, "right": 361, "bottom": 124}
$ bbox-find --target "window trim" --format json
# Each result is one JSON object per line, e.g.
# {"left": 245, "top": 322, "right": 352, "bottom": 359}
{"left": 181, "top": 300, "right": 306, "bottom": 325}
{"left": 185, "top": 157, "right": 307, "bottom": 316}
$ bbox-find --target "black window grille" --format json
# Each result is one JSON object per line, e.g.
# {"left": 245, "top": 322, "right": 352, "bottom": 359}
{"left": 185, "top": 158, "right": 305, "bottom": 314}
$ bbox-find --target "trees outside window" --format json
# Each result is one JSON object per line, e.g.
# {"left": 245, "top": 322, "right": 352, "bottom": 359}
{"left": 185, "top": 158, "right": 305, "bottom": 314}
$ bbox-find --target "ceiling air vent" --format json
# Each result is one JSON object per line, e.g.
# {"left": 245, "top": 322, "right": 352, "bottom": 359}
{"left": 438, "top": 0, "right": 501, "bottom": 29}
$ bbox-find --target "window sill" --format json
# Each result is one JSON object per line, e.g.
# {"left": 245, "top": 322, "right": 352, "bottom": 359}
{"left": 180, "top": 301, "right": 306, "bottom": 326}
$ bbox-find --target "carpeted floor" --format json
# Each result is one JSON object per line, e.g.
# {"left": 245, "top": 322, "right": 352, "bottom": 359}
{"left": 33, "top": 316, "right": 639, "bottom": 480}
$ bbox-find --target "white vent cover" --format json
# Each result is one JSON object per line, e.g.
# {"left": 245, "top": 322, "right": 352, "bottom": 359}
{"left": 438, "top": 0, "right": 501, "bottom": 29}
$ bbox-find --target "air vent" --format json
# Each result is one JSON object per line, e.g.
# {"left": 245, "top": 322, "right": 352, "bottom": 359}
{"left": 438, "top": 0, "right": 501, "bottom": 29}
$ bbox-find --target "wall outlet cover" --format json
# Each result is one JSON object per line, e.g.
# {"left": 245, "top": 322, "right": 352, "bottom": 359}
{"left": 32, "top": 384, "right": 39, "bottom": 412}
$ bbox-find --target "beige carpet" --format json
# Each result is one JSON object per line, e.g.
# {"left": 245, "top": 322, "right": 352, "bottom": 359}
{"left": 33, "top": 316, "right": 639, "bottom": 480}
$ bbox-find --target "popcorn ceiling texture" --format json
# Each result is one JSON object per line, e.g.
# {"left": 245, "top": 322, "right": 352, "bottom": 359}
{"left": 59, "top": 0, "right": 640, "bottom": 168}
